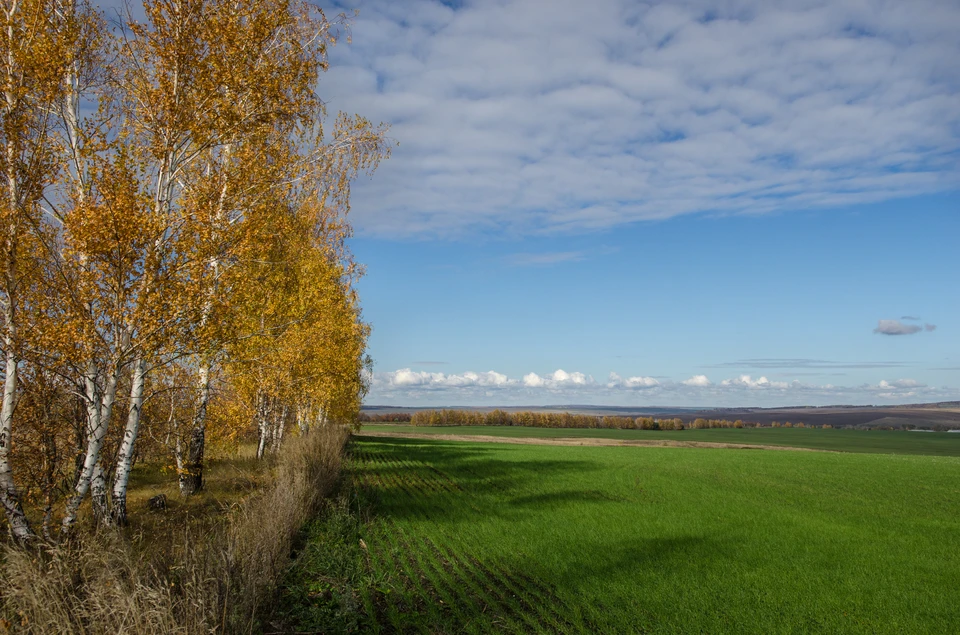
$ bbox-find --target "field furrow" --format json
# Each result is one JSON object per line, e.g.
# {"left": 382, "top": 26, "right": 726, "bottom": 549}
{"left": 282, "top": 434, "right": 960, "bottom": 633}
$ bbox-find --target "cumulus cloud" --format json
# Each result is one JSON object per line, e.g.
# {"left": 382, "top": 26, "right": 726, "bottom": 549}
{"left": 924, "top": 323, "right": 937, "bottom": 332}
{"left": 549, "top": 369, "right": 591, "bottom": 386}
{"left": 608, "top": 372, "right": 660, "bottom": 389}
{"left": 324, "top": 0, "right": 960, "bottom": 237}
{"left": 869, "top": 378, "right": 927, "bottom": 398}
{"left": 368, "top": 367, "right": 950, "bottom": 406}
{"left": 720, "top": 375, "right": 789, "bottom": 389}
{"left": 876, "top": 379, "right": 922, "bottom": 389}
{"left": 874, "top": 319, "right": 928, "bottom": 335}
{"left": 522, "top": 372, "right": 545, "bottom": 387}
{"left": 388, "top": 368, "right": 512, "bottom": 388}
{"left": 682, "top": 375, "right": 712, "bottom": 387}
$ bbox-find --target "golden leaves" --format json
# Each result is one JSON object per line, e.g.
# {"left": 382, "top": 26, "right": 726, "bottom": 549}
{"left": 3, "top": 0, "right": 388, "bottom": 503}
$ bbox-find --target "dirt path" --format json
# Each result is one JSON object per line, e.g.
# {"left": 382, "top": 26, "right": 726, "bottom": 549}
{"left": 354, "top": 430, "right": 837, "bottom": 453}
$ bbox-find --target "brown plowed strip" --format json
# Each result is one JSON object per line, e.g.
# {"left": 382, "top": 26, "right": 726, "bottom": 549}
{"left": 355, "top": 430, "right": 837, "bottom": 453}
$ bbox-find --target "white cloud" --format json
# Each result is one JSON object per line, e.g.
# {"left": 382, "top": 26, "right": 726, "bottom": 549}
{"left": 875, "top": 379, "right": 922, "bottom": 390}
{"left": 324, "top": 0, "right": 960, "bottom": 236}
{"left": 549, "top": 369, "right": 590, "bottom": 385}
{"left": 608, "top": 372, "right": 660, "bottom": 389}
{"left": 682, "top": 374, "right": 712, "bottom": 387}
{"left": 387, "top": 368, "right": 514, "bottom": 389}
{"left": 369, "top": 367, "right": 951, "bottom": 406}
{"left": 522, "top": 372, "right": 545, "bottom": 387}
{"left": 720, "top": 375, "right": 790, "bottom": 389}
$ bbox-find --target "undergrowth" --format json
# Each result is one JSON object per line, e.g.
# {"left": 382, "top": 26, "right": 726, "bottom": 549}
{"left": 275, "top": 484, "right": 383, "bottom": 633}
{"left": 0, "top": 425, "right": 349, "bottom": 634}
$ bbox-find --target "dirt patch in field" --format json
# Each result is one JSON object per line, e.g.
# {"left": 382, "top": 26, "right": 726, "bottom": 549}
{"left": 354, "top": 430, "right": 837, "bottom": 453}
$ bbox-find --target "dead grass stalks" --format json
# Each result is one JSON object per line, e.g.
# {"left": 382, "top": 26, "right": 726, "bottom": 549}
{"left": 0, "top": 425, "right": 349, "bottom": 634}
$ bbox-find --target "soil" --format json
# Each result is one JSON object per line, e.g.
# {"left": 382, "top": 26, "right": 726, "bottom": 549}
{"left": 354, "top": 430, "right": 836, "bottom": 453}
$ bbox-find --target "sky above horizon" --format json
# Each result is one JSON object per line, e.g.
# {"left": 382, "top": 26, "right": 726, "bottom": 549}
{"left": 319, "top": 0, "right": 960, "bottom": 407}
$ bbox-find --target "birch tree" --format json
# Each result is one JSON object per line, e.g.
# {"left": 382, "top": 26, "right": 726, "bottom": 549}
{"left": 0, "top": 0, "right": 388, "bottom": 535}
{"left": 0, "top": 0, "right": 80, "bottom": 540}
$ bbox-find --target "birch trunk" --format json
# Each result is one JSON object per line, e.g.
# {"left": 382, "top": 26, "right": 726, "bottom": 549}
{"left": 179, "top": 359, "right": 210, "bottom": 495}
{"left": 256, "top": 393, "right": 270, "bottom": 460}
{"left": 62, "top": 362, "right": 102, "bottom": 530}
{"left": 61, "top": 359, "right": 120, "bottom": 531}
{"left": 296, "top": 404, "right": 308, "bottom": 434}
{"left": 90, "top": 461, "right": 109, "bottom": 525}
{"left": 272, "top": 404, "right": 287, "bottom": 453}
{"left": 179, "top": 144, "right": 231, "bottom": 491}
{"left": 1, "top": 23, "right": 33, "bottom": 539}
{"left": 0, "top": 343, "right": 31, "bottom": 540}
{"left": 111, "top": 356, "right": 146, "bottom": 524}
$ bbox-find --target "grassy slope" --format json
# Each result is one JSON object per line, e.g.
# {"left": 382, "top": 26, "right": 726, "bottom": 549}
{"left": 287, "top": 436, "right": 960, "bottom": 634}
{"left": 362, "top": 423, "right": 960, "bottom": 456}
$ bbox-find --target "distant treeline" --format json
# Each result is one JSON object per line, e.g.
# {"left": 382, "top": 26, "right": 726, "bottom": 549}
{"left": 356, "top": 410, "right": 959, "bottom": 431}
{"left": 359, "top": 412, "right": 414, "bottom": 422}
{"left": 408, "top": 410, "right": 688, "bottom": 429}
{"left": 359, "top": 409, "right": 826, "bottom": 430}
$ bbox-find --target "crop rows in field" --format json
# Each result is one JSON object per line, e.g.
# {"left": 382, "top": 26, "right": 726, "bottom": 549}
{"left": 350, "top": 444, "right": 585, "bottom": 634}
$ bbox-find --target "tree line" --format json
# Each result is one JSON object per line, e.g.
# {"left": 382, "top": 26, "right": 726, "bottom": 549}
{"left": 1, "top": 0, "right": 387, "bottom": 540}
{"left": 393, "top": 410, "right": 830, "bottom": 430}
{"left": 407, "top": 410, "right": 689, "bottom": 429}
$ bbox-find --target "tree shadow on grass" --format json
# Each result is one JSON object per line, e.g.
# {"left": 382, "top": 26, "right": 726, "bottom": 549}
{"left": 351, "top": 436, "right": 608, "bottom": 523}
{"left": 288, "top": 437, "right": 741, "bottom": 634}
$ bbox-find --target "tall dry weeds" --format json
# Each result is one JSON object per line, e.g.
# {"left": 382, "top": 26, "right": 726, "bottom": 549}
{"left": 0, "top": 425, "right": 349, "bottom": 634}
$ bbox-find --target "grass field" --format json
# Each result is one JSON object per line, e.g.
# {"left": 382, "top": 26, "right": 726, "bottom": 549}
{"left": 362, "top": 423, "right": 960, "bottom": 456}
{"left": 282, "top": 435, "right": 960, "bottom": 633}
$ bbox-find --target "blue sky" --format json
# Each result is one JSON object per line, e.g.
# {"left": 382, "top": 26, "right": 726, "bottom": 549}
{"left": 318, "top": 0, "right": 960, "bottom": 406}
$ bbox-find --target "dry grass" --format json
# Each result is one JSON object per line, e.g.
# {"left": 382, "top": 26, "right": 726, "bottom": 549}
{"left": 0, "top": 425, "right": 349, "bottom": 634}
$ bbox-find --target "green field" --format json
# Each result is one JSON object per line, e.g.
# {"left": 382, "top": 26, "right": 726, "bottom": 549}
{"left": 363, "top": 423, "right": 960, "bottom": 456}
{"left": 282, "top": 434, "right": 960, "bottom": 633}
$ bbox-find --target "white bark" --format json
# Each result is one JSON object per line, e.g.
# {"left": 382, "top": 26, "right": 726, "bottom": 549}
{"left": 0, "top": 344, "right": 31, "bottom": 540}
{"left": 179, "top": 359, "right": 210, "bottom": 495}
{"left": 90, "top": 461, "right": 109, "bottom": 524}
{"left": 296, "top": 404, "right": 307, "bottom": 434}
{"left": 316, "top": 404, "right": 327, "bottom": 428}
{"left": 0, "top": 9, "right": 33, "bottom": 540}
{"left": 61, "top": 359, "right": 121, "bottom": 531}
{"left": 256, "top": 393, "right": 269, "bottom": 460}
{"left": 111, "top": 355, "right": 146, "bottom": 524}
{"left": 272, "top": 404, "right": 287, "bottom": 453}
{"left": 62, "top": 362, "right": 102, "bottom": 530}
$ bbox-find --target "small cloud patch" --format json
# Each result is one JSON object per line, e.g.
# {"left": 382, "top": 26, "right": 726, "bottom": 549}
{"left": 874, "top": 319, "right": 933, "bottom": 336}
